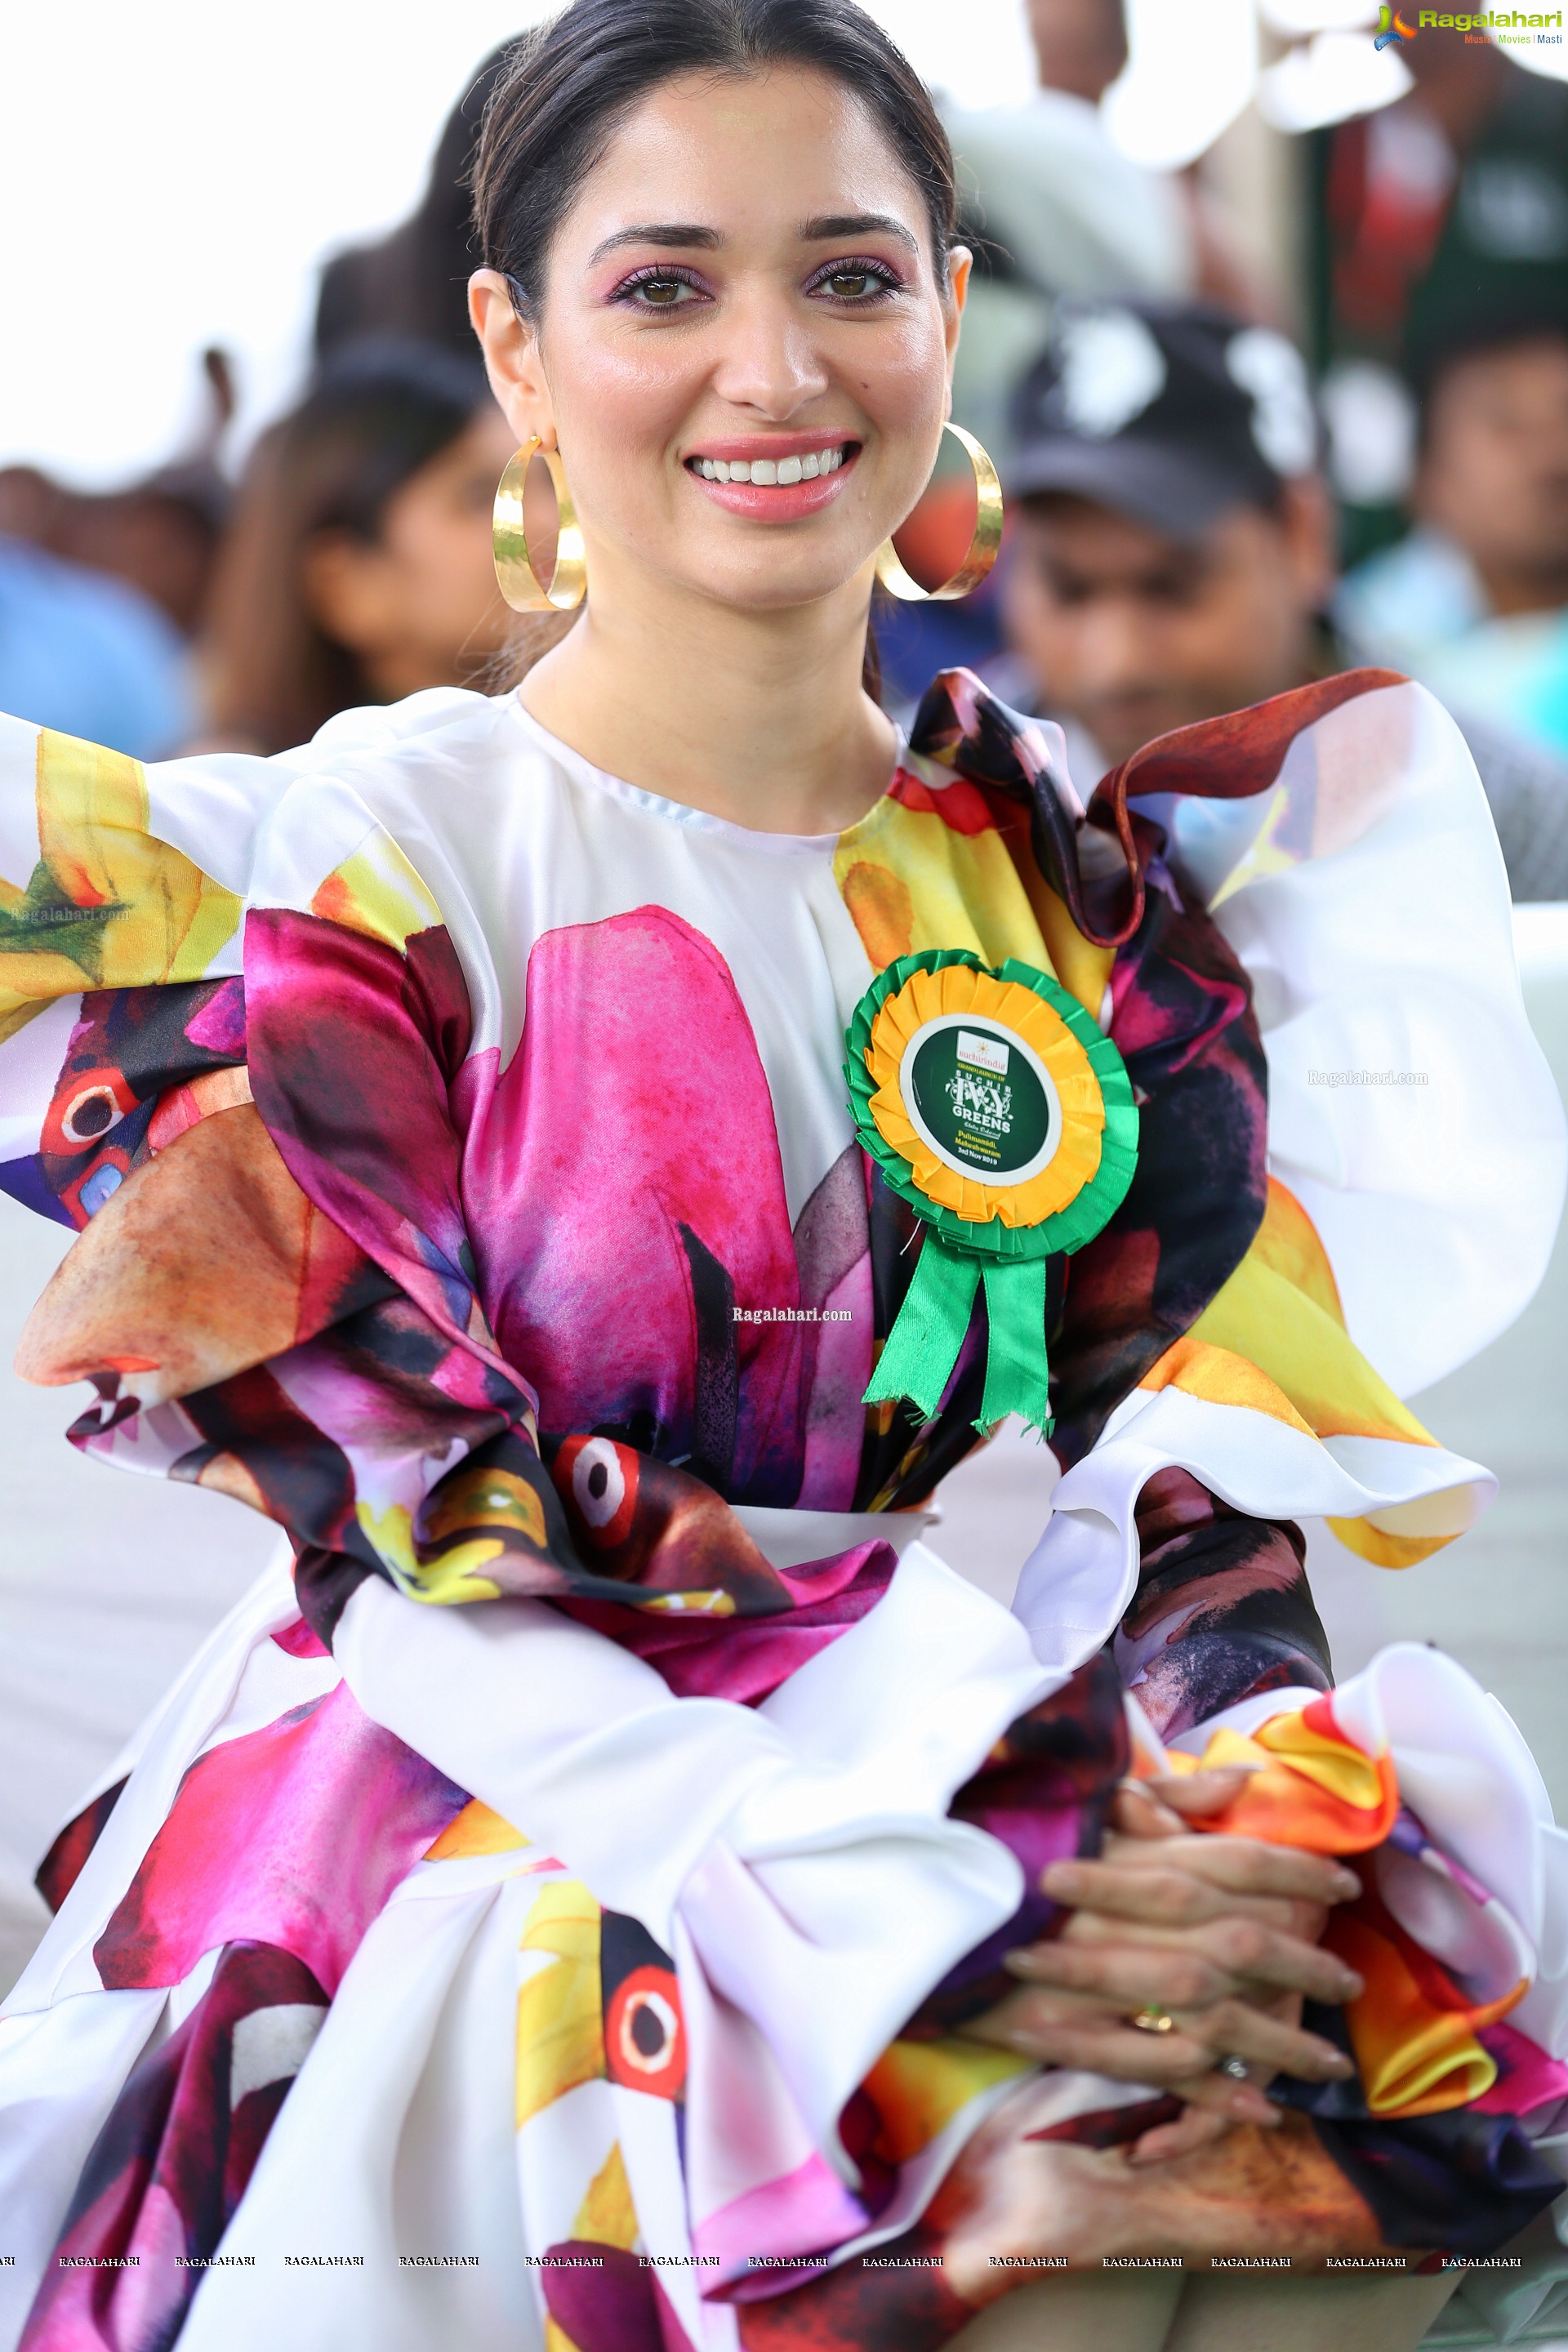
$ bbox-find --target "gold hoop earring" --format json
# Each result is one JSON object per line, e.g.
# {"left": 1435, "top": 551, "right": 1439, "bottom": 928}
{"left": 492, "top": 437, "right": 586, "bottom": 612}
{"left": 873, "top": 421, "right": 1003, "bottom": 603}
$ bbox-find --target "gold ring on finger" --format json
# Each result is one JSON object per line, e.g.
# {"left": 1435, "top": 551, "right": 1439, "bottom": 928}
{"left": 1130, "top": 2004, "right": 1175, "bottom": 2034}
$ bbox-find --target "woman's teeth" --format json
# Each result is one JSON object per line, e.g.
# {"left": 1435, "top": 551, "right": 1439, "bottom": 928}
{"left": 692, "top": 447, "right": 848, "bottom": 485}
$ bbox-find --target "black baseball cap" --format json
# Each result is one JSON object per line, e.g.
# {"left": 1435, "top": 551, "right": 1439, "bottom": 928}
{"left": 1006, "top": 301, "right": 1319, "bottom": 540}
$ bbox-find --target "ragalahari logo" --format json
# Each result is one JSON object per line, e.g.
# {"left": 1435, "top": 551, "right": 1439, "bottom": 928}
{"left": 1388, "top": 8, "right": 1567, "bottom": 33}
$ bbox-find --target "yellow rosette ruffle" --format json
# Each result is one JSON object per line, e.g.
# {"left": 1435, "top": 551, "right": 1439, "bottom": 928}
{"left": 866, "top": 962, "right": 1104, "bottom": 1228}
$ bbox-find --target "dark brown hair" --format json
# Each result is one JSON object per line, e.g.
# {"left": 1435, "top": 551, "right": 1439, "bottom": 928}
{"left": 473, "top": 0, "right": 958, "bottom": 315}
{"left": 202, "top": 338, "right": 492, "bottom": 752}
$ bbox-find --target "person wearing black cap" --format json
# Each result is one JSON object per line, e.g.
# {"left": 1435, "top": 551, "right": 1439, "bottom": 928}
{"left": 997, "top": 298, "right": 1568, "bottom": 898}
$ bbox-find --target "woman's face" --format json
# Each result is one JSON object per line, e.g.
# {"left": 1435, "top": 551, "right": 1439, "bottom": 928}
{"left": 471, "top": 66, "right": 968, "bottom": 617}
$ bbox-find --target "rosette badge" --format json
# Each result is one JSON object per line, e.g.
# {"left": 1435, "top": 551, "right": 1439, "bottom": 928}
{"left": 846, "top": 950, "right": 1138, "bottom": 1433}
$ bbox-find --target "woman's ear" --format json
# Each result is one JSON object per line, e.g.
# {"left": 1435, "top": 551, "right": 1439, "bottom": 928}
{"left": 469, "top": 270, "right": 557, "bottom": 452}
{"left": 943, "top": 245, "right": 973, "bottom": 396}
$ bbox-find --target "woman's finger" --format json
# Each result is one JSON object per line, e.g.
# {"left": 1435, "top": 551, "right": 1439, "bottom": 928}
{"left": 1144, "top": 1767, "right": 1255, "bottom": 1818}
{"left": 1103, "top": 1830, "right": 1363, "bottom": 1905}
{"left": 1109, "top": 1780, "right": 1190, "bottom": 1840}
{"left": 1049, "top": 1835, "right": 1361, "bottom": 1909}
{"left": 1126, "top": 2098, "right": 1241, "bottom": 2166}
{"left": 1162, "top": 2064, "right": 1276, "bottom": 2119}
{"left": 1004, "top": 1931, "right": 1229, "bottom": 2011}
{"left": 1010, "top": 1918, "right": 1362, "bottom": 2009}
{"left": 962, "top": 1988, "right": 1274, "bottom": 2102}
{"left": 1067, "top": 1910, "right": 1361, "bottom": 2004}
{"left": 1016, "top": 1907, "right": 1361, "bottom": 2007}
{"left": 1042, "top": 1859, "right": 1308, "bottom": 1931}
{"left": 1171, "top": 1994, "right": 1354, "bottom": 2082}
{"left": 1065, "top": 1888, "right": 1330, "bottom": 1944}
{"left": 1181, "top": 1912, "right": 1365, "bottom": 2002}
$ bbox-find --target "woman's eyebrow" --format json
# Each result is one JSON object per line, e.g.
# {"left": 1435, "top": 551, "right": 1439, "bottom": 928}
{"left": 587, "top": 223, "right": 723, "bottom": 264}
{"left": 585, "top": 213, "right": 920, "bottom": 267}
{"left": 800, "top": 212, "right": 918, "bottom": 253}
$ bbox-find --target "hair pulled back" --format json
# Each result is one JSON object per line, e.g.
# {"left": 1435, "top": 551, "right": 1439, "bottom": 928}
{"left": 473, "top": 0, "right": 957, "bottom": 317}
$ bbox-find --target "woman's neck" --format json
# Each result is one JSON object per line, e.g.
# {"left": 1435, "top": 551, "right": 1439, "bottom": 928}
{"left": 517, "top": 561, "right": 898, "bottom": 836}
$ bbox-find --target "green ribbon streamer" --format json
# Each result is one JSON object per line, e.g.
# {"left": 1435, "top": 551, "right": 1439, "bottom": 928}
{"left": 862, "top": 1239, "right": 1054, "bottom": 1435}
{"left": 980, "top": 1255, "right": 1052, "bottom": 1432}
{"left": 862, "top": 1235, "right": 979, "bottom": 1423}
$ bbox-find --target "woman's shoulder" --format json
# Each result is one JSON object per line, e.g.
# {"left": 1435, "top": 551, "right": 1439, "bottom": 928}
{"left": 153, "top": 684, "right": 537, "bottom": 825}
{"left": 2, "top": 686, "right": 571, "bottom": 918}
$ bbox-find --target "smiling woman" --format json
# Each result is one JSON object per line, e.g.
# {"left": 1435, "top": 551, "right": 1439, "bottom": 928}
{"left": 466, "top": 2, "right": 967, "bottom": 824}
{"left": 0, "top": 4, "right": 1562, "bottom": 2350}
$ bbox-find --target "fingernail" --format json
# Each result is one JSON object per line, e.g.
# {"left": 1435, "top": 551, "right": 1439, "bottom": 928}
{"left": 1335, "top": 1971, "right": 1364, "bottom": 1998}
{"left": 1332, "top": 1869, "right": 1361, "bottom": 1898}
{"left": 1321, "top": 2050, "right": 1355, "bottom": 2076}
{"left": 1041, "top": 1863, "right": 1083, "bottom": 1895}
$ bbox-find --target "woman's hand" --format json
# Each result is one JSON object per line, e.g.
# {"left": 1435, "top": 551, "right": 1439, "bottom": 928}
{"left": 960, "top": 1769, "right": 1362, "bottom": 2137}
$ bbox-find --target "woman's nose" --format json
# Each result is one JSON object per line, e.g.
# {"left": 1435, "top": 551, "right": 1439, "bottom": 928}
{"left": 706, "top": 290, "right": 831, "bottom": 420}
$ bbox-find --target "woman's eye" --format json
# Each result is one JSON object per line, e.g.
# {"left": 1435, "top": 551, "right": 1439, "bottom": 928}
{"left": 618, "top": 272, "right": 703, "bottom": 310}
{"left": 813, "top": 265, "right": 898, "bottom": 304}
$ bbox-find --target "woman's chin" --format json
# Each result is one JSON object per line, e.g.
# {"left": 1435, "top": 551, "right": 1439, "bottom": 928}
{"left": 650, "top": 543, "right": 880, "bottom": 618}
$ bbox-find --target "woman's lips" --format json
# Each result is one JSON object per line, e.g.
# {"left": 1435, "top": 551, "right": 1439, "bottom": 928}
{"left": 684, "top": 440, "right": 859, "bottom": 521}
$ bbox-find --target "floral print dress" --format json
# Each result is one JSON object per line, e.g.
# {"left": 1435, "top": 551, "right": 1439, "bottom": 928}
{"left": 0, "top": 666, "right": 1565, "bottom": 2352}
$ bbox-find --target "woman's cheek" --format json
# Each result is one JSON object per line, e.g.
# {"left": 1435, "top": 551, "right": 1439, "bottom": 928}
{"left": 555, "top": 341, "right": 703, "bottom": 509}
{"left": 853, "top": 324, "right": 951, "bottom": 463}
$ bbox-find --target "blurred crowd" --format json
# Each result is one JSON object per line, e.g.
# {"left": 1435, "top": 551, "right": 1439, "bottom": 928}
{"left": 2, "top": 0, "right": 1567, "bottom": 895}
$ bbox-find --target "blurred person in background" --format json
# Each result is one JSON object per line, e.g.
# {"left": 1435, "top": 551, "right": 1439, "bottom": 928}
{"left": 0, "top": 354, "right": 234, "bottom": 762}
{"left": 1316, "top": 24, "right": 1568, "bottom": 400}
{"left": 1308, "top": 19, "right": 1568, "bottom": 567}
{"left": 314, "top": 51, "right": 513, "bottom": 362}
{"left": 942, "top": 0, "right": 1197, "bottom": 474}
{"left": 1336, "top": 291, "right": 1568, "bottom": 771}
{"left": 0, "top": 350, "right": 235, "bottom": 641}
{"left": 879, "top": 0, "right": 1268, "bottom": 712}
{"left": 199, "top": 338, "right": 517, "bottom": 753}
{"left": 880, "top": 0, "right": 1189, "bottom": 709}
{"left": 0, "top": 531, "right": 192, "bottom": 761}
{"left": 997, "top": 298, "right": 1568, "bottom": 898}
